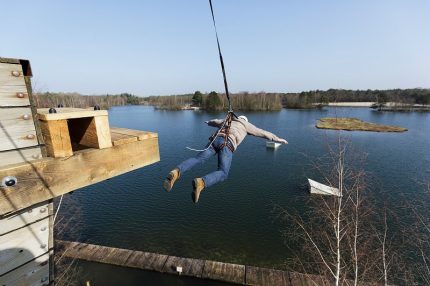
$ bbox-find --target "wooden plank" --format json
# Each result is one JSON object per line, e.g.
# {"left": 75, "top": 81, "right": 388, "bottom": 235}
{"left": 93, "top": 116, "right": 112, "bottom": 148}
{"left": 102, "top": 248, "right": 133, "bottom": 266}
{"left": 0, "top": 108, "right": 38, "bottom": 151}
{"left": 0, "top": 146, "right": 43, "bottom": 168}
{"left": 0, "top": 58, "right": 21, "bottom": 64}
{"left": 68, "top": 116, "right": 112, "bottom": 149}
{"left": 110, "top": 127, "right": 158, "bottom": 140}
{"left": 246, "top": 266, "right": 291, "bottom": 286}
{"left": 37, "top": 108, "right": 108, "bottom": 121}
{"left": 0, "top": 136, "right": 160, "bottom": 214}
{"left": 0, "top": 130, "right": 38, "bottom": 152}
{"left": 0, "top": 63, "right": 25, "bottom": 86}
{"left": 110, "top": 131, "right": 138, "bottom": 146}
{"left": 0, "top": 202, "right": 49, "bottom": 235}
{"left": 0, "top": 218, "right": 49, "bottom": 275}
{"left": 202, "top": 260, "right": 245, "bottom": 284}
{"left": 0, "top": 253, "right": 49, "bottom": 286}
{"left": 0, "top": 84, "right": 30, "bottom": 106}
{"left": 126, "top": 251, "right": 168, "bottom": 272}
{"left": 39, "top": 119, "right": 73, "bottom": 157}
{"left": 24, "top": 77, "right": 45, "bottom": 150}
{"left": 162, "top": 255, "right": 205, "bottom": 277}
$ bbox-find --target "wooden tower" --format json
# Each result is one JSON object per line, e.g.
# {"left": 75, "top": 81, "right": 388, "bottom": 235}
{"left": 0, "top": 57, "right": 160, "bottom": 285}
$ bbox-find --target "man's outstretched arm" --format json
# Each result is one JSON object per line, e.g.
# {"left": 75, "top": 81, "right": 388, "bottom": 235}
{"left": 245, "top": 122, "right": 288, "bottom": 144}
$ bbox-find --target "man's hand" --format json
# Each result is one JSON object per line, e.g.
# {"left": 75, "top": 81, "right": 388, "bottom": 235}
{"left": 278, "top": 138, "right": 288, "bottom": 144}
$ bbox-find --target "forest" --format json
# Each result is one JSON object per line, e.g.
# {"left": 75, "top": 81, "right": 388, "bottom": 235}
{"left": 34, "top": 88, "right": 430, "bottom": 110}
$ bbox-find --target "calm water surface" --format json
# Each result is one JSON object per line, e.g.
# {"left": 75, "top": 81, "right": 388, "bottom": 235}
{"left": 60, "top": 106, "right": 430, "bottom": 282}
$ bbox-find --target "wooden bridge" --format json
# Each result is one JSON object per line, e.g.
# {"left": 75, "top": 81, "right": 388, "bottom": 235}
{"left": 56, "top": 240, "right": 332, "bottom": 286}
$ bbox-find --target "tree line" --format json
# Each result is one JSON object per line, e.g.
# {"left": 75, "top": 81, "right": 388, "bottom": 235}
{"left": 146, "top": 88, "right": 430, "bottom": 110}
{"left": 34, "top": 92, "right": 143, "bottom": 109}
{"left": 34, "top": 88, "right": 430, "bottom": 110}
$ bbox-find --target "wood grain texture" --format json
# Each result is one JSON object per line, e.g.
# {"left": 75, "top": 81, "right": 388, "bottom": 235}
{"left": 37, "top": 108, "right": 108, "bottom": 121}
{"left": 0, "top": 202, "right": 49, "bottom": 235}
{"left": 126, "top": 251, "right": 168, "bottom": 272}
{"left": 0, "top": 108, "right": 38, "bottom": 151}
{"left": 56, "top": 241, "right": 353, "bottom": 286}
{"left": 0, "top": 58, "right": 21, "bottom": 64}
{"left": 0, "top": 146, "right": 43, "bottom": 168}
{"left": 0, "top": 63, "right": 25, "bottom": 86}
{"left": 68, "top": 116, "right": 112, "bottom": 149}
{"left": 0, "top": 84, "right": 30, "bottom": 106}
{"left": 39, "top": 119, "right": 73, "bottom": 157}
{"left": 162, "top": 255, "right": 205, "bottom": 277}
{"left": 246, "top": 266, "right": 291, "bottom": 286}
{"left": 109, "top": 127, "right": 158, "bottom": 140}
{"left": 0, "top": 136, "right": 159, "bottom": 214}
{"left": 24, "top": 76, "right": 45, "bottom": 149}
{"left": 0, "top": 253, "right": 49, "bottom": 286}
{"left": 202, "top": 260, "right": 245, "bottom": 284}
{"left": 110, "top": 131, "right": 138, "bottom": 146}
{"left": 0, "top": 218, "right": 49, "bottom": 275}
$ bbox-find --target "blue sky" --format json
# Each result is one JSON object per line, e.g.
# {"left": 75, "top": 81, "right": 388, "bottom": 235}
{"left": 1, "top": 0, "right": 429, "bottom": 95}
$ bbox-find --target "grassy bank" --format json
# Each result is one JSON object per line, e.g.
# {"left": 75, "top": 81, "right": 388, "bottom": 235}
{"left": 316, "top": 117, "right": 408, "bottom": 132}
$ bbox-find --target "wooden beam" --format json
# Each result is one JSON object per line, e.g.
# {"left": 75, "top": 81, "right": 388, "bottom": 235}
{"left": 110, "top": 127, "right": 158, "bottom": 140}
{"left": 68, "top": 116, "right": 112, "bottom": 149}
{"left": 37, "top": 108, "right": 108, "bottom": 121}
{"left": 110, "top": 131, "right": 138, "bottom": 146}
{"left": 39, "top": 119, "right": 73, "bottom": 157}
{"left": 0, "top": 137, "right": 159, "bottom": 215}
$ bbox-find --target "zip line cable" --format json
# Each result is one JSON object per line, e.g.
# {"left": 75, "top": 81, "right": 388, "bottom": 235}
{"left": 186, "top": 0, "right": 235, "bottom": 152}
{"left": 208, "top": 0, "right": 232, "bottom": 112}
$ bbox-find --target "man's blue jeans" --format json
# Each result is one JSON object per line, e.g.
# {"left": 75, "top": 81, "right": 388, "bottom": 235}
{"left": 177, "top": 136, "right": 233, "bottom": 188}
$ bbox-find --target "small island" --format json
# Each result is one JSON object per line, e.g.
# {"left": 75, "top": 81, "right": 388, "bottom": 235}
{"left": 316, "top": 117, "right": 408, "bottom": 132}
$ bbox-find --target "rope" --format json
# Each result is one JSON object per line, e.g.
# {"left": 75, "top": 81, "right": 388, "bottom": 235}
{"left": 53, "top": 194, "right": 64, "bottom": 223}
{"left": 186, "top": 1, "right": 235, "bottom": 152}
{"left": 209, "top": 0, "right": 232, "bottom": 112}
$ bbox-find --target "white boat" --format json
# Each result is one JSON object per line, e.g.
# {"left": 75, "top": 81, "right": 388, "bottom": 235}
{"left": 266, "top": 141, "right": 282, "bottom": 149}
{"left": 308, "top": 178, "right": 341, "bottom": 197}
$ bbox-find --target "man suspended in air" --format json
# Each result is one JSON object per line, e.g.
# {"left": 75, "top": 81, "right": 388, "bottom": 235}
{"left": 163, "top": 115, "right": 288, "bottom": 203}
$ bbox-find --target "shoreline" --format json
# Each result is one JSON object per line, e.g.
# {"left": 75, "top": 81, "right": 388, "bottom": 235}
{"left": 326, "top": 102, "right": 375, "bottom": 107}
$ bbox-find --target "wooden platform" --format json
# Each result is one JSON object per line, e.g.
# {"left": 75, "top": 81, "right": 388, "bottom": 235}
{"left": 0, "top": 128, "right": 159, "bottom": 215}
{"left": 56, "top": 241, "right": 337, "bottom": 286}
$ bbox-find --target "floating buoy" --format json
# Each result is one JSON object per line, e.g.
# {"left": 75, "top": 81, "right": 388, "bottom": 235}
{"left": 266, "top": 141, "right": 281, "bottom": 149}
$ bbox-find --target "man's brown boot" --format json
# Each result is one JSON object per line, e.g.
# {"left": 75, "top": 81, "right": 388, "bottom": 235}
{"left": 192, "top": 178, "right": 205, "bottom": 203}
{"left": 163, "top": 168, "right": 180, "bottom": 192}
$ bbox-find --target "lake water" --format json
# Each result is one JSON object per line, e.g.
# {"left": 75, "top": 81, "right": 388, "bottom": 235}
{"left": 59, "top": 106, "right": 430, "bottom": 283}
